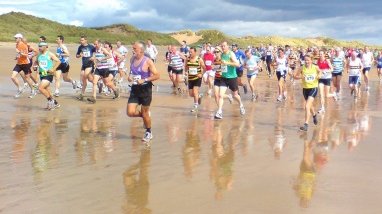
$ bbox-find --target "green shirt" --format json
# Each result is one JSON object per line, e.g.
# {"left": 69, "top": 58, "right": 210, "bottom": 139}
{"left": 37, "top": 51, "right": 53, "bottom": 77}
{"left": 221, "top": 51, "right": 237, "bottom": 79}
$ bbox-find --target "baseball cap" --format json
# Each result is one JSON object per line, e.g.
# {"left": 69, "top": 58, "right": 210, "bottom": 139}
{"left": 14, "top": 33, "right": 23, "bottom": 39}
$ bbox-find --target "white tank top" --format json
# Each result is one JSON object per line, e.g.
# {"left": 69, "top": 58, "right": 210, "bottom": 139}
{"left": 348, "top": 58, "right": 362, "bottom": 76}
{"left": 276, "top": 56, "right": 287, "bottom": 72}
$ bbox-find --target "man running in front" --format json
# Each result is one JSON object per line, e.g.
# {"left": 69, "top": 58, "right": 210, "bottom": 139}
{"left": 127, "top": 42, "right": 160, "bottom": 143}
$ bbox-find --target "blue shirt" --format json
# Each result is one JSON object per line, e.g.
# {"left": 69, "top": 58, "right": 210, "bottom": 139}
{"left": 57, "top": 45, "right": 69, "bottom": 64}
{"left": 234, "top": 50, "right": 245, "bottom": 70}
{"left": 76, "top": 44, "right": 96, "bottom": 65}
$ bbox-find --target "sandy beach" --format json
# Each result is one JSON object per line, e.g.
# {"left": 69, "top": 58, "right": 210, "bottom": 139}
{"left": 0, "top": 42, "right": 382, "bottom": 214}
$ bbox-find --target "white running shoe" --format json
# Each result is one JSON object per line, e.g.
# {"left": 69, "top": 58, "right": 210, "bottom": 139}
{"left": 14, "top": 88, "right": 24, "bottom": 98}
{"left": 190, "top": 105, "right": 198, "bottom": 113}
{"left": 240, "top": 105, "right": 246, "bottom": 116}
{"left": 214, "top": 111, "right": 223, "bottom": 119}
{"left": 142, "top": 132, "right": 153, "bottom": 142}
{"left": 72, "top": 80, "right": 77, "bottom": 89}
{"left": 276, "top": 95, "right": 283, "bottom": 102}
{"left": 28, "top": 90, "right": 37, "bottom": 98}
{"left": 318, "top": 108, "right": 325, "bottom": 114}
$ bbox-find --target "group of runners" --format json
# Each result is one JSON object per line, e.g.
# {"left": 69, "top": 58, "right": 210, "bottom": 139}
{"left": 9, "top": 32, "right": 382, "bottom": 142}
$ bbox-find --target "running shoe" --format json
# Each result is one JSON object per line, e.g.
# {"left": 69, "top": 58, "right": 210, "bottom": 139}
{"left": 276, "top": 95, "right": 283, "bottom": 102}
{"left": 72, "top": 80, "right": 77, "bottom": 89}
{"left": 251, "top": 94, "right": 257, "bottom": 102}
{"left": 53, "top": 90, "right": 60, "bottom": 97}
{"left": 214, "top": 111, "right": 223, "bottom": 119}
{"left": 190, "top": 105, "right": 198, "bottom": 113}
{"left": 317, "top": 108, "right": 325, "bottom": 114}
{"left": 28, "top": 90, "right": 37, "bottom": 98}
{"left": 313, "top": 114, "right": 318, "bottom": 125}
{"left": 299, "top": 123, "right": 308, "bottom": 132}
{"left": 207, "top": 89, "right": 212, "bottom": 96}
{"left": 142, "top": 131, "right": 153, "bottom": 142}
{"left": 198, "top": 93, "right": 203, "bottom": 105}
{"left": 14, "top": 89, "right": 24, "bottom": 98}
{"left": 113, "top": 89, "right": 120, "bottom": 99}
{"left": 240, "top": 105, "right": 246, "bottom": 116}
{"left": 77, "top": 94, "right": 84, "bottom": 101}
{"left": 87, "top": 97, "right": 96, "bottom": 103}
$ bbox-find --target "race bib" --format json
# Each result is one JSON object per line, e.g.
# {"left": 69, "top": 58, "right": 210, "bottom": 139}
{"left": 304, "top": 74, "right": 316, "bottom": 82}
{"left": 188, "top": 67, "right": 198, "bottom": 75}
{"left": 205, "top": 60, "right": 212, "bottom": 66}
{"left": 221, "top": 65, "right": 228, "bottom": 73}
{"left": 39, "top": 60, "right": 47, "bottom": 68}
{"left": 248, "top": 65, "right": 257, "bottom": 71}
{"left": 83, "top": 50, "right": 91, "bottom": 57}
{"left": 132, "top": 75, "right": 141, "bottom": 84}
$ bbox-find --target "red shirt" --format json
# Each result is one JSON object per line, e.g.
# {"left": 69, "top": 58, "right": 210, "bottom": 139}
{"left": 317, "top": 58, "right": 330, "bottom": 69}
{"left": 203, "top": 52, "right": 215, "bottom": 71}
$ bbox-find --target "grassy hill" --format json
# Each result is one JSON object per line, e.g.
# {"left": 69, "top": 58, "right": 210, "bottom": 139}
{"left": 0, "top": 12, "right": 177, "bottom": 45}
{"left": 172, "top": 29, "right": 379, "bottom": 48}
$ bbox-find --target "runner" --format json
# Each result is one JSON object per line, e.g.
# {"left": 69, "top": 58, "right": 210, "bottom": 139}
{"left": 288, "top": 48, "right": 299, "bottom": 84}
{"left": 116, "top": 41, "right": 128, "bottom": 83}
{"left": 265, "top": 44, "right": 274, "bottom": 78}
{"left": 127, "top": 41, "right": 160, "bottom": 142}
{"left": 180, "top": 40, "right": 190, "bottom": 58}
{"left": 76, "top": 35, "right": 96, "bottom": 101}
{"left": 214, "top": 41, "right": 245, "bottom": 119}
{"left": 317, "top": 50, "right": 334, "bottom": 114}
{"left": 186, "top": 47, "right": 206, "bottom": 112}
{"left": 104, "top": 41, "right": 124, "bottom": 95}
{"left": 243, "top": 49, "right": 259, "bottom": 101}
{"left": 212, "top": 46, "right": 233, "bottom": 107}
{"left": 168, "top": 45, "right": 186, "bottom": 94}
{"left": 165, "top": 45, "right": 176, "bottom": 87}
{"left": 34, "top": 42, "right": 61, "bottom": 110}
{"left": 273, "top": 48, "right": 288, "bottom": 102}
{"left": 11, "top": 33, "right": 36, "bottom": 98}
{"left": 232, "top": 44, "right": 248, "bottom": 94}
{"left": 347, "top": 52, "right": 363, "bottom": 99}
{"left": 87, "top": 40, "right": 120, "bottom": 103}
{"left": 145, "top": 39, "right": 158, "bottom": 63}
{"left": 331, "top": 47, "right": 346, "bottom": 99}
{"left": 23, "top": 37, "right": 39, "bottom": 98}
{"left": 202, "top": 45, "right": 215, "bottom": 96}
{"left": 361, "top": 46, "right": 374, "bottom": 91}
{"left": 54, "top": 35, "right": 78, "bottom": 97}
{"left": 293, "top": 54, "right": 321, "bottom": 131}
{"left": 376, "top": 50, "right": 382, "bottom": 83}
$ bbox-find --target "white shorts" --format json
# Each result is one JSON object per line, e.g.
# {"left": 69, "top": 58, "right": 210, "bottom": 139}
{"left": 203, "top": 70, "right": 215, "bottom": 79}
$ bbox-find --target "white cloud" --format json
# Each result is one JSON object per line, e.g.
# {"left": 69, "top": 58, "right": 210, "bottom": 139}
{"left": 69, "top": 20, "right": 84, "bottom": 27}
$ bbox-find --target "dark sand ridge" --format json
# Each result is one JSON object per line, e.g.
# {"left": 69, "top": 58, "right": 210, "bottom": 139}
{"left": 0, "top": 42, "right": 382, "bottom": 213}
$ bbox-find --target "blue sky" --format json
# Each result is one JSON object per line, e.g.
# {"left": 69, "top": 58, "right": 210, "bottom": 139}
{"left": 1, "top": 0, "right": 381, "bottom": 44}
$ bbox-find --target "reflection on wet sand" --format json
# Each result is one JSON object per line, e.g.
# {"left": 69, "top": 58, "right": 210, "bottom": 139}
{"left": 182, "top": 119, "right": 201, "bottom": 179}
{"left": 10, "top": 116, "right": 30, "bottom": 163}
{"left": 32, "top": 116, "right": 57, "bottom": 179}
{"left": 269, "top": 107, "right": 287, "bottom": 159}
{"left": 210, "top": 123, "right": 235, "bottom": 200}
{"left": 294, "top": 131, "right": 318, "bottom": 208}
{"left": 75, "top": 107, "right": 118, "bottom": 165}
{"left": 123, "top": 149, "right": 151, "bottom": 214}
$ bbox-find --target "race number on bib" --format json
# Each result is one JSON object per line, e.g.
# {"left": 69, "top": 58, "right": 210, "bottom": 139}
{"left": 189, "top": 67, "right": 198, "bottom": 75}
{"left": 83, "top": 51, "right": 91, "bottom": 57}
{"left": 221, "top": 65, "right": 228, "bottom": 73}
{"left": 205, "top": 60, "right": 212, "bottom": 66}
{"left": 304, "top": 74, "right": 316, "bottom": 82}
{"left": 248, "top": 65, "right": 257, "bottom": 71}
{"left": 132, "top": 75, "right": 141, "bottom": 84}
{"left": 39, "top": 61, "right": 48, "bottom": 68}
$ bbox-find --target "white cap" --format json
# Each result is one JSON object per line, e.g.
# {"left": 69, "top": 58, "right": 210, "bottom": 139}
{"left": 14, "top": 33, "right": 23, "bottom": 39}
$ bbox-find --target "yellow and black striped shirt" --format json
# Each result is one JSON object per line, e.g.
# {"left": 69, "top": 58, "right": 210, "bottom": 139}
{"left": 187, "top": 57, "right": 202, "bottom": 81}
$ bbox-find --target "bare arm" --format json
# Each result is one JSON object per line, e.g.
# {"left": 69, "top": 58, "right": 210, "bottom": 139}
{"left": 49, "top": 52, "right": 61, "bottom": 74}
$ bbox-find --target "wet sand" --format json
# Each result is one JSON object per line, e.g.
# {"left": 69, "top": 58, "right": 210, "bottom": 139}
{"left": 1, "top": 43, "right": 382, "bottom": 214}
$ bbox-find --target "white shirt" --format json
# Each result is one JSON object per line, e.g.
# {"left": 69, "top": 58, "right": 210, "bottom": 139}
{"left": 146, "top": 44, "right": 158, "bottom": 60}
{"left": 362, "top": 51, "right": 373, "bottom": 67}
{"left": 117, "top": 46, "right": 128, "bottom": 62}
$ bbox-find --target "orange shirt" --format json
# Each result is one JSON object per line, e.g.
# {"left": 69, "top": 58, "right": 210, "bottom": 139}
{"left": 16, "top": 42, "right": 29, "bottom": 65}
